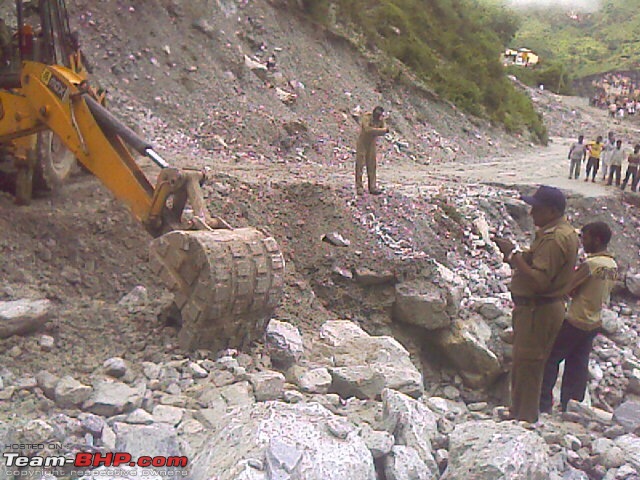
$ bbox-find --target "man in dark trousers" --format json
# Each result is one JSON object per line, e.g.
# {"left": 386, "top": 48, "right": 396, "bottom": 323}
{"left": 621, "top": 144, "right": 640, "bottom": 192}
{"left": 568, "top": 135, "right": 587, "bottom": 180}
{"left": 540, "top": 222, "right": 617, "bottom": 413}
{"left": 585, "top": 136, "right": 604, "bottom": 183}
{"left": 355, "top": 106, "right": 388, "bottom": 195}
{"left": 493, "top": 186, "right": 579, "bottom": 423}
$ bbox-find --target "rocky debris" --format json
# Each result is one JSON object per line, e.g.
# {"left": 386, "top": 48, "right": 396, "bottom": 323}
{"left": 39, "top": 334, "right": 54, "bottom": 351}
{"left": 318, "top": 320, "right": 423, "bottom": 398}
{"left": 443, "top": 421, "right": 550, "bottom": 479}
{"left": 0, "top": 299, "right": 52, "bottom": 338}
{"left": 189, "top": 401, "right": 376, "bottom": 480}
{"left": 613, "top": 401, "right": 640, "bottom": 434}
{"left": 321, "top": 231, "right": 351, "bottom": 247}
{"left": 353, "top": 268, "right": 396, "bottom": 286}
{"left": 265, "top": 319, "right": 304, "bottom": 368}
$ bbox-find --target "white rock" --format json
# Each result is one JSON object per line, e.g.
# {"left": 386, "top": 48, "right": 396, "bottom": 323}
{"left": 615, "top": 434, "right": 640, "bottom": 471}
{"left": 189, "top": 402, "right": 376, "bottom": 480}
{"left": 103, "top": 357, "right": 127, "bottom": 378}
{"left": 188, "top": 362, "right": 208, "bottom": 379}
{"left": 118, "top": 285, "right": 148, "bottom": 307}
{"left": 39, "top": 335, "right": 55, "bottom": 351}
{"left": 152, "top": 405, "right": 185, "bottom": 426}
{"left": 298, "top": 368, "right": 332, "bottom": 394}
{"left": 384, "top": 445, "right": 434, "bottom": 480}
{"left": 265, "top": 319, "right": 304, "bottom": 367}
{"left": 54, "top": 376, "right": 92, "bottom": 408}
{"left": 442, "top": 420, "right": 550, "bottom": 480}
{"left": 626, "top": 273, "right": 640, "bottom": 297}
{"left": 0, "top": 299, "right": 52, "bottom": 338}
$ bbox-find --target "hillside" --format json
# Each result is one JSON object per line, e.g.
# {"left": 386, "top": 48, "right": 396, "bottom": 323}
{"left": 509, "top": 0, "right": 640, "bottom": 79}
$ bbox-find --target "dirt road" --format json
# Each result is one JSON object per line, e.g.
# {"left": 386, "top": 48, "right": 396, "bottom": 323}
{"left": 431, "top": 136, "right": 617, "bottom": 198}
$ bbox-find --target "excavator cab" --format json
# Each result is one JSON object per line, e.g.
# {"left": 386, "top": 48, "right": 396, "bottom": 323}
{"left": 0, "top": 0, "right": 285, "bottom": 352}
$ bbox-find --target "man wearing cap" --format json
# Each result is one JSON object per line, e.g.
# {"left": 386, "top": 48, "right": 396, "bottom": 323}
{"left": 355, "top": 106, "right": 388, "bottom": 195}
{"left": 493, "top": 185, "right": 579, "bottom": 423}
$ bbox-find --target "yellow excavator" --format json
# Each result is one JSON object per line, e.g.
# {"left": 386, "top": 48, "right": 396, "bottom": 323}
{"left": 0, "top": 0, "right": 285, "bottom": 351}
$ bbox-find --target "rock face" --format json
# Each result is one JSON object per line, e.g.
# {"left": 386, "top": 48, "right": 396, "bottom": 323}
{"left": 0, "top": 299, "right": 52, "bottom": 338}
{"left": 189, "top": 402, "right": 376, "bottom": 480}
{"left": 442, "top": 421, "right": 550, "bottom": 480}
{"left": 318, "top": 320, "right": 423, "bottom": 398}
{"left": 432, "top": 317, "right": 503, "bottom": 389}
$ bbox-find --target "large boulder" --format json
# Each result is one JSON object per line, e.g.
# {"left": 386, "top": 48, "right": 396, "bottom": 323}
{"left": 442, "top": 421, "right": 550, "bottom": 480}
{"left": 393, "top": 281, "right": 452, "bottom": 330}
{"left": 432, "top": 316, "right": 503, "bottom": 388}
{"left": 189, "top": 402, "right": 376, "bottom": 480}
{"left": 318, "top": 320, "right": 423, "bottom": 398}
{"left": 382, "top": 389, "right": 438, "bottom": 474}
{"left": 0, "top": 299, "right": 52, "bottom": 338}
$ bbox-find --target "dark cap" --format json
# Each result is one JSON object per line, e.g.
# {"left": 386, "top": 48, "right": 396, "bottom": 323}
{"left": 521, "top": 185, "right": 566, "bottom": 212}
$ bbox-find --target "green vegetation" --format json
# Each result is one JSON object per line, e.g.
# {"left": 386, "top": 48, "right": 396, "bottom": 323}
{"left": 299, "top": 0, "right": 547, "bottom": 143}
{"left": 505, "top": 0, "right": 640, "bottom": 79}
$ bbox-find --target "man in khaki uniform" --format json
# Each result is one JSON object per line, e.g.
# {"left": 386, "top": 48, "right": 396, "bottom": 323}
{"left": 355, "top": 105, "right": 388, "bottom": 195}
{"left": 494, "top": 185, "right": 579, "bottom": 423}
{"left": 540, "top": 222, "right": 617, "bottom": 413}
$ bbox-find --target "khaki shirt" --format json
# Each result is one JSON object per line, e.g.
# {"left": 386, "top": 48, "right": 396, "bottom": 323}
{"left": 357, "top": 113, "right": 386, "bottom": 149}
{"left": 567, "top": 252, "right": 618, "bottom": 331}
{"left": 510, "top": 217, "right": 579, "bottom": 298}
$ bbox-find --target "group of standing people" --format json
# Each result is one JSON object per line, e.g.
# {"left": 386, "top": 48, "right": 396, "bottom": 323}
{"left": 568, "top": 132, "right": 639, "bottom": 191}
{"left": 494, "top": 186, "right": 618, "bottom": 423}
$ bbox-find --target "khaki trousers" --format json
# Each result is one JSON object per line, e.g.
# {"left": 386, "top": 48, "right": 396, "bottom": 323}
{"left": 355, "top": 143, "right": 377, "bottom": 192}
{"left": 511, "top": 301, "right": 565, "bottom": 422}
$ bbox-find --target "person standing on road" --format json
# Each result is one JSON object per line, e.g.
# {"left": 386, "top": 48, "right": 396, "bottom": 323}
{"left": 585, "top": 136, "right": 604, "bottom": 183}
{"left": 606, "top": 139, "right": 624, "bottom": 186}
{"left": 355, "top": 106, "right": 388, "bottom": 196}
{"left": 540, "top": 222, "right": 617, "bottom": 414}
{"left": 600, "top": 131, "right": 616, "bottom": 182}
{"left": 568, "top": 135, "right": 587, "bottom": 180}
{"left": 621, "top": 144, "right": 640, "bottom": 192}
{"left": 493, "top": 186, "right": 579, "bottom": 423}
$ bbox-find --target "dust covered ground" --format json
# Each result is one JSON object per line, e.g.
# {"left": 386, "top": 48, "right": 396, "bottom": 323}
{"left": 1, "top": 0, "right": 640, "bottom": 425}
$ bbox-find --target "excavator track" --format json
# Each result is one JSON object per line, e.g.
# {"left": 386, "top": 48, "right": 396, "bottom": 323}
{"left": 149, "top": 227, "right": 285, "bottom": 352}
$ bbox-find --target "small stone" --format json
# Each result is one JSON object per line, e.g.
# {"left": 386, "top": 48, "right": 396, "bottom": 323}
{"left": 265, "top": 319, "right": 304, "bottom": 368}
{"left": 188, "top": 362, "right": 208, "bottom": 379}
{"left": 249, "top": 371, "right": 285, "bottom": 402}
{"left": 435, "top": 449, "right": 449, "bottom": 470}
{"left": 613, "top": 401, "right": 640, "bottom": 433}
{"left": 283, "top": 390, "right": 304, "bottom": 404}
{"left": 563, "top": 434, "right": 582, "bottom": 451}
{"left": 326, "top": 418, "right": 354, "bottom": 439}
{"left": 8, "top": 345, "right": 22, "bottom": 357}
{"left": 39, "top": 335, "right": 54, "bottom": 351}
{"left": 78, "top": 413, "right": 105, "bottom": 437}
{"left": 54, "top": 376, "right": 92, "bottom": 408}
{"left": 118, "top": 285, "right": 148, "bottom": 307}
{"left": 467, "top": 402, "right": 487, "bottom": 412}
{"left": 216, "top": 356, "right": 239, "bottom": 371}
{"left": 142, "top": 362, "right": 161, "bottom": 380}
{"left": 103, "top": 357, "right": 127, "bottom": 378}
{"left": 126, "top": 408, "right": 154, "bottom": 425}
{"left": 443, "top": 385, "right": 460, "bottom": 399}
{"left": 600, "top": 446, "right": 626, "bottom": 469}
{"left": 360, "top": 426, "right": 394, "bottom": 459}
{"left": 298, "top": 368, "right": 332, "bottom": 394}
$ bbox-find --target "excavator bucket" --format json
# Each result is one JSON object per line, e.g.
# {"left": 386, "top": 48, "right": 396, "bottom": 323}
{"left": 149, "top": 227, "right": 285, "bottom": 352}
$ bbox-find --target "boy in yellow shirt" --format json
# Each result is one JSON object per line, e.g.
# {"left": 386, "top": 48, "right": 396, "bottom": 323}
{"left": 539, "top": 222, "right": 617, "bottom": 413}
{"left": 585, "top": 136, "right": 604, "bottom": 183}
